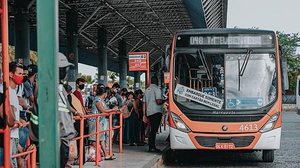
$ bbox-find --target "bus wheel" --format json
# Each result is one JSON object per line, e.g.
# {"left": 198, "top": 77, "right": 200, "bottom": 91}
{"left": 262, "top": 150, "right": 274, "bottom": 162}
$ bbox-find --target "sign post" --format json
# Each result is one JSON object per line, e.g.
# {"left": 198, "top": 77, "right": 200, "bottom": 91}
{"left": 128, "top": 52, "right": 150, "bottom": 87}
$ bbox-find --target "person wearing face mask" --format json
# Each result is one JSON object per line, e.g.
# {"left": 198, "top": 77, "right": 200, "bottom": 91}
{"left": 15, "top": 65, "right": 34, "bottom": 168}
{"left": 9, "top": 62, "right": 24, "bottom": 168}
{"left": 57, "top": 52, "right": 77, "bottom": 168}
{"left": 73, "top": 78, "right": 86, "bottom": 108}
{"left": 72, "top": 78, "right": 87, "bottom": 165}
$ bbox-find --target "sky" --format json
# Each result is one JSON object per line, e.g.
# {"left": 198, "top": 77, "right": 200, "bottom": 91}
{"left": 227, "top": 0, "right": 300, "bottom": 34}
{"left": 78, "top": 63, "right": 98, "bottom": 78}
{"left": 79, "top": 0, "right": 300, "bottom": 77}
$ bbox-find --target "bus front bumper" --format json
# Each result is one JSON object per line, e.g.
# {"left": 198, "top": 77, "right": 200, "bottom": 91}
{"left": 170, "top": 127, "right": 281, "bottom": 150}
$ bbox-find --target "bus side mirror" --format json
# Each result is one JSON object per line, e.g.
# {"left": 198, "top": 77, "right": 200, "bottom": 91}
{"left": 165, "top": 45, "right": 170, "bottom": 71}
{"left": 279, "top": 46, "right": 289, "bottom": 91}
{"left": 281, "top": 58, "right": 289, "bottom": 91}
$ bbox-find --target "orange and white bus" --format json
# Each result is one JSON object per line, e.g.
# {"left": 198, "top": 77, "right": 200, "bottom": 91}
{"left": 167, "top": 29, "right": 284, "bottom": 162}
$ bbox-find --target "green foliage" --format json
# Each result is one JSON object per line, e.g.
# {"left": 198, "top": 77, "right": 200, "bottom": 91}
{"left": 127, "top": 76, "right": 134, "bottom": 89}
{"left": 277, "top": 31, "right": 300, "bottom": 94}
{"left": 78, "top": 73, "right": 93, "bottom": 84}
{"left": 107, "top": 71, "right": 119, "bottom": 83}
{"left": 141, "top": 80, "right": 146, "bottom": 90}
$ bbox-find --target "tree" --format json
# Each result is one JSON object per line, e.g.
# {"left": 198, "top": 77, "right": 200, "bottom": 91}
{"left": 78, "top": 73, "right": 93, "bottom": 84}
{"left": 127, "top": 76, "right": 134, "bottom": 89}
{"left": 277, "top": 31, "right": 300, "bottom": 94}
{"left": 107, "top": 71, "right": 119, "bottom": 83}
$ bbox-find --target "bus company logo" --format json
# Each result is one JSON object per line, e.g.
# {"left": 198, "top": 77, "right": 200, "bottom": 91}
{"left": 222, "top": 125, "right": 228, "bottom": 131}
{"left": 212, "top": 111, "right": 236, "bottom": 115}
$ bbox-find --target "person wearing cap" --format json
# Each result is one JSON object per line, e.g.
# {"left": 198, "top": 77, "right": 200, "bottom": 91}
{"left": 22, "top": 64, "right": 39, "bottom": 155}
{"left": 25, "top": 64, "right": 38, "bottom": 104}
{"left": 57, "top": 52, "right": 77, "bottom": 168}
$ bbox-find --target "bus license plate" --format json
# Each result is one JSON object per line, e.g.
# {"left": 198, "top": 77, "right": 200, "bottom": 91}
{"left": 215, "top": 143, "right": 235, "bottom": 149}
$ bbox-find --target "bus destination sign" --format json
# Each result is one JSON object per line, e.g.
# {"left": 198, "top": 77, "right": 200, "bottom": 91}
{"left": 190, "top": 36, "right": 262, "bottom": 46}
{"left": 176, "top": 34, "right": 274, "bottom": 48}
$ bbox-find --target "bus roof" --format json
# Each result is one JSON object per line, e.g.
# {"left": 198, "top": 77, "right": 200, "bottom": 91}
{"left": 175, "top": 28, "right": 275, "bottom": 35}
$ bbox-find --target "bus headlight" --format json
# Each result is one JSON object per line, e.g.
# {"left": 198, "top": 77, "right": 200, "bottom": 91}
{"left": 260, "top": 113, "right": 279, "bottom": 133}
{"left": 171, "top": 112, "right": 191, "bottom": 133}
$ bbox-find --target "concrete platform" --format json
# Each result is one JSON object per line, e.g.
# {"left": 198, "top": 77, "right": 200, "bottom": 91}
{"left": 74, "top": 126, "right": 169, "bottom": 168}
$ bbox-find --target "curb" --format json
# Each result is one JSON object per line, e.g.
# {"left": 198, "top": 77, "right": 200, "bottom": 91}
{"left": 143, "top": 146, "right": 169, "bottom": 168}
{"left": 282, "top": 104, "right": 296, "bottom": 112}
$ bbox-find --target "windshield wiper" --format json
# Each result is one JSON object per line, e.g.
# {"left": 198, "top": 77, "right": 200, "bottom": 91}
{"left": 238, "top": 49, "right": 253, "bottom": 91}
{"left": 196, "top": 49, "right": 212, "bottom": 80}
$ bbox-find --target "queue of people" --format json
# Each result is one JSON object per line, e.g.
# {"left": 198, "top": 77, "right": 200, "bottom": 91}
{"left": 0, "top": 61, "right": 38, "bottom": 168}
{"left": 0, "top": 52, "right": 166, "bottom": 168}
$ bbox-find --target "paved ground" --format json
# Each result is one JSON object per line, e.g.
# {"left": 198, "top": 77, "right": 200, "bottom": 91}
{"left": 161, "top": 111, "right": 300, "bottom": 168}
{"left": 73, "top": 110, "right": 300, "bottom": 168}
{"left": 74, "top": 127, "right": 169, "bottom": 168}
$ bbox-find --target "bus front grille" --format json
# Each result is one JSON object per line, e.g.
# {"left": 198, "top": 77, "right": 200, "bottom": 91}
{"left": 195, "top": 136, "right": 255, "bottom": 148}
{"left": 186, "top": 115, "right": 264, "bottom": 122}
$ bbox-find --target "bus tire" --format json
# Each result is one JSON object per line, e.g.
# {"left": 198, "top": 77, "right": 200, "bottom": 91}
{"left": 262, "top": 150, "right": 274, "bottom": 162}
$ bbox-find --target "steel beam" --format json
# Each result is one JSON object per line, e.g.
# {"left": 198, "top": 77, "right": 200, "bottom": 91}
{"left": 151, "top": 56, "right": 162, "bottom": 68}
{"left": 80, "top": 32, "right": 118, "bottom": 56}
{"left": 78, "top": 4, "right": 102, "bottom": 33}
{"left": 80, "top": 13, "right": 111, "bottom": 33}
{"left": 104, "top": 0, "right": 165, "bottom": 54}
{"left": 143, "top": 0, "right": 171, "bottom": 34}
{"left": 107, "top": 25, "right": 128, "bottom": 45}
{"left": 27, "top": 0, "right": 35, "bottom": 10}
{"left": 130, "top": 38, "right": 144, "bottom": 52}
{"left": 109, "top": 29, "right": 133, "bottom": 45}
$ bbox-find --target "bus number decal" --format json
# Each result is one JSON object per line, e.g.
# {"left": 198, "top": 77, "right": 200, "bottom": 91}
{"left": 239, "top": 124, "right": 258, "bottom": 131}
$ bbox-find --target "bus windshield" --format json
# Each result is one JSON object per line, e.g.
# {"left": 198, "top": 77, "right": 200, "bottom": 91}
{"left": 173, "top": 51, "right": 277, "bottom": 110}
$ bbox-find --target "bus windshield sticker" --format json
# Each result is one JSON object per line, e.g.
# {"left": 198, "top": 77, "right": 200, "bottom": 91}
{"left": 202, "top": 87, "right": 218, "bottom": 97}
{"left": 174, "top": 84, "right": 224, "bottom": 109}
{"left": 227, "top": 98, "right": 263, "bottom": 109}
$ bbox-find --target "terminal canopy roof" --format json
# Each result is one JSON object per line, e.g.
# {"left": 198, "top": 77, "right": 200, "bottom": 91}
{"left": 10, "top": 0, "right": 227, "bottom": 70}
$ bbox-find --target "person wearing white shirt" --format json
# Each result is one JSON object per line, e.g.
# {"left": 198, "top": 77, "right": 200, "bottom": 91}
{"left": 9, "top": 62, "right": 24, "bottom": 168}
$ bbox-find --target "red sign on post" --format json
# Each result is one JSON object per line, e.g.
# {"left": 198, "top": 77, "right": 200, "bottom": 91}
{"left": 128, "top": 52, "right": 149, "bottom": 72}
{"left": 164, "top": 72, "right": 170, "bottom": 84}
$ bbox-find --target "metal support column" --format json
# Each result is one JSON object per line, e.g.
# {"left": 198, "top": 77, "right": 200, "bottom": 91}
{"left": 1, "top": 0, "right": 11, "bottom": 167}
{"left": 97, "top": 27, "right": 107, "bottom": 84}
{"left": 14, "top": 0, "right": 30, "bottom": 65}
{"left": 119, "top": 39, "right": 127, "bottom": 88}
{"left": 37, "top": 0, "right": 59, "bottom": 167}
{"left": 66, "top": 9, "right": 78, "bottom": 82}
{"left": 134, "top": 71, "right": 141, "bottom": 90}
